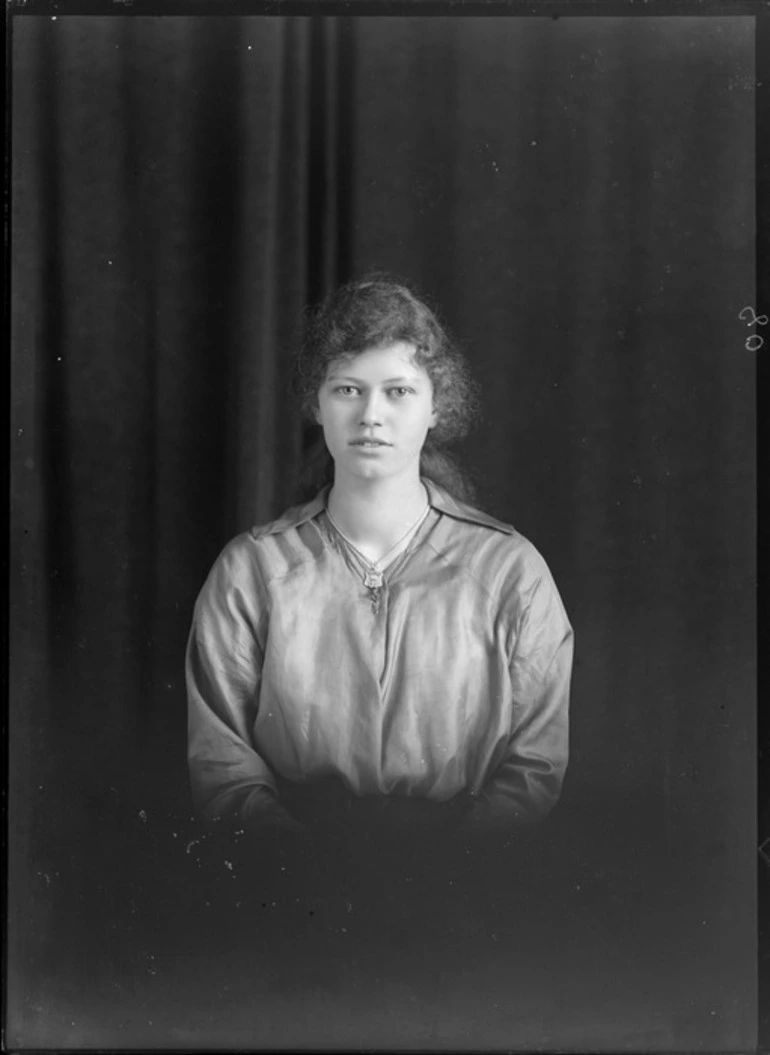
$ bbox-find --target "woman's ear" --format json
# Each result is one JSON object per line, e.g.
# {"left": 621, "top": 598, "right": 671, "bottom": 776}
{"left": 313, "top": 404, "right": 323, "bottom": 426}
{"left": 428, "top": 406, "right": 438, "bottom": 429}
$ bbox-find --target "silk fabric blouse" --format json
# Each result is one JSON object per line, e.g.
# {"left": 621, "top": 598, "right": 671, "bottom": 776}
{"left": 186, "top": 480, "right": 573, "bottom": 830}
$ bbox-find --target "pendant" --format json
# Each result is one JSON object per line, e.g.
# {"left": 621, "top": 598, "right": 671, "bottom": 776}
{"left": 363, "top": 568, "right": 384, "bottom": 590}
{"left": 368, "top": 586, "right": 382, "bottom": 615}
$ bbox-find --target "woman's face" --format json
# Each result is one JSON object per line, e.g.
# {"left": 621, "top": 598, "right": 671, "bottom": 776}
{"left": 316, "top": 341, "right": 437, "bottom": 485}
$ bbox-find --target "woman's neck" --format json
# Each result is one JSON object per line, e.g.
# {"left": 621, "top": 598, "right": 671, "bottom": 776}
{"left": 327, "top": 473, "right": 429, "bottom": 562}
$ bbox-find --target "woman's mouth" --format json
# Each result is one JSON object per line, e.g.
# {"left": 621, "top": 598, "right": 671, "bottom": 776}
{"left": 350, "top": 439, "right": 390, "bottom": 448}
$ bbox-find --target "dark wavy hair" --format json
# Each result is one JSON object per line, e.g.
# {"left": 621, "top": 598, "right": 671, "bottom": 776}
{"left": 291, "top": 276, "right": 480, "bottom": 503}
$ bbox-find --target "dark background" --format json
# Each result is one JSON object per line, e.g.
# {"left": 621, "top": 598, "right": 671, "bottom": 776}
{"left": 9, "top": 13, "right": 757, "bottom": 1050}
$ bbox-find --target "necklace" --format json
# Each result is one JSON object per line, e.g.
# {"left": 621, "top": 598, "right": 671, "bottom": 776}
{"left": 326, "top": 499, "right": 430, "bottom": 613}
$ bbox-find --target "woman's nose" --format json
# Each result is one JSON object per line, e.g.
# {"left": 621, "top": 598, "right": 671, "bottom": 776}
{"left": 359, "top": 392, "right": 383, "bottom": 426}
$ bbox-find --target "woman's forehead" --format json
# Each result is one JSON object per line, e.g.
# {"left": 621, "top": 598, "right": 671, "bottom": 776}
{"left": 325, "top": 341, "right": 427, "bottom": 380}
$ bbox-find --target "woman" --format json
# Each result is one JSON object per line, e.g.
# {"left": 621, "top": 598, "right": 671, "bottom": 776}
{"left": 186, "top": 278, "right": 573, "bottom": 855}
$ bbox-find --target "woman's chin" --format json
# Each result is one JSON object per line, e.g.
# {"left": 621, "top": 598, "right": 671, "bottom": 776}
{"left": 337, "top": 455, "right": 393, "bottom": 481}
{"left": 351, "top": 464, "right": 390, "bottom": 482}
{"left": 332, "top": 450, "right": 423, "bottom": 487}
{"left": 346, "top": 462, "right": 418, "bottom": 486}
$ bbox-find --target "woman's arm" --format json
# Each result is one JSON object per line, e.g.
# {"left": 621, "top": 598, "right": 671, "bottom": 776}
{"left": 186, "top": 539, "right": 302, "bottom": 835}
{"left": 467, "top": 567, "right": 574, "bottom": 833}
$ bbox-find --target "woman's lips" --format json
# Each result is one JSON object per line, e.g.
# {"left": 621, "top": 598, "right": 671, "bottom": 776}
{"left": 350, "top": 439, "right": 391, "bottom": 447}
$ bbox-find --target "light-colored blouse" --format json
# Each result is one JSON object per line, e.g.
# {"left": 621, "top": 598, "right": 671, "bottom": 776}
{"left": 186, "top": 480, "right": 573, "bottom": 831}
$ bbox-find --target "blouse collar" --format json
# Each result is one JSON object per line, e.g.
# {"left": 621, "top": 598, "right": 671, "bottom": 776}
{"left": 252, "top": 480, "right": 514, "bottom": 539}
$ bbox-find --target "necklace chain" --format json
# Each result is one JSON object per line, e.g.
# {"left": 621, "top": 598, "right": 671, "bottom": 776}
{"left": 325, "top": 498, "right": 430, "bottom": 610}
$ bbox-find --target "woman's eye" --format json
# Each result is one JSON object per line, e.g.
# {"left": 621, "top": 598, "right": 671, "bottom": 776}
{"left": 335, "top": 386, "right": 360, "bottom": 396}
{"left": 389, "top": 387, "right": 412, "bottom": 399}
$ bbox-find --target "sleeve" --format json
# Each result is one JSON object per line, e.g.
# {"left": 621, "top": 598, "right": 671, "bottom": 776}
{"left": 468, "top": 559, "right": 574, "bottom": 832}
{"left": 185, "top": 538, "right": 295, "bottom": 831}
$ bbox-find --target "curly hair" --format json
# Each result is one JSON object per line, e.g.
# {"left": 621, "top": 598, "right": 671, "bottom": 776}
{"left": 292, "top": 276, "right": 480, "bottom": 446}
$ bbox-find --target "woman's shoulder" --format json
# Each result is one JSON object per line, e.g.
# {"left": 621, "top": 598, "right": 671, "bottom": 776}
{"left": 249, "top": 490, "right": 327, "bottom": 543}
{"left": 427, "top": 483, "right": 554, "bottom": 584}
{"left": 427, "top": 481, "right": 530, "bottom": 547}
{"left": 199, "top": 492, "right": 326, "bottom": 587}
{"left": 430, "top": 489, "right": 516, "bottom": 537}
{"left": 197, "top": 531, "right": 264, "bottom": 600}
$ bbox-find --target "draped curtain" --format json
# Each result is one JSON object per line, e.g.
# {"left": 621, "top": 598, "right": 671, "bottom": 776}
{"left": 10, "top": 12, "right": 755, "bottom": 1046}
